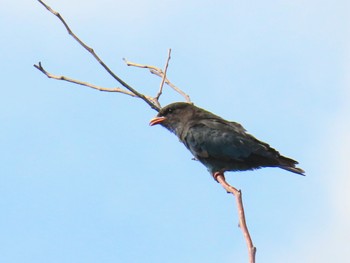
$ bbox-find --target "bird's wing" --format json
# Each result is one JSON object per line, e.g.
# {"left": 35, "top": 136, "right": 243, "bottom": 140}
{"left": 183, "top": 119, "right": 277, "bottom": 161}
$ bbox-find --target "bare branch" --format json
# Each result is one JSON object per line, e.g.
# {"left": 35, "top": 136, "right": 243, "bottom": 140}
{"left": 150, "top": 70, "right": 192, "bottom": 103}
{"left": 155, "top": 49, "right": 172, "bottom": 103}
{"left": 36, "top": 0, "right": 160, "bottom": 112}
{"left": 215, "top": 173, "right": 256, "bottom": 263}
{"left": 124, "top": 57, "right": 192, "bottom": 103}
{"left": 123, "top": 59, "right": 159, "bottom": 72}
{"left": 34, "top": 62, "right": 139, "bottom": 96}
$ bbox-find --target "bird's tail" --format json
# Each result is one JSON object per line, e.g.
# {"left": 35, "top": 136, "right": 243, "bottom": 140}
{"left": 281, "top": 166, "right": 305, "bottom": 175}
{"left": 278, "top": 156, "right": 305, "bottom": 176}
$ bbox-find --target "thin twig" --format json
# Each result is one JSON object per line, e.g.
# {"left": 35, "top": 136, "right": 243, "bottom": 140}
{"left": 155, "top": 49, "right": 172, "bottom": 103}
{"left": 215, "top": 173, "right": 256, "bottom": 263}
{"left": 123, "top": 58, "right": 192, "bottom": 103}
{"left": 36, "top": 0, "right": 160, "bottom": 112}
{"left": 150, "top": 70, "right": 192, "bottom": 103}
{"left": 123, "top": 59, "right": 160, "bottom": 72}
{"left": 34, "top": 62, "right": 138, "bottom": 96}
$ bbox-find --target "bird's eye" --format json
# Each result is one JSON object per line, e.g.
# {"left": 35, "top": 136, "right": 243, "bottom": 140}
{"left": 165, "top": 108, "right": 173, "bottom": 115}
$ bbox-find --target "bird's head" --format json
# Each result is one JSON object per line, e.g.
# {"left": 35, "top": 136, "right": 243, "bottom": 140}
{"left": 149, "top": 102, "right": 195, "bottom": 135}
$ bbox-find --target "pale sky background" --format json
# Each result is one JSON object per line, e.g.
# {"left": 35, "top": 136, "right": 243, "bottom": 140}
{"left": 1, "top": 0, "right": 349, "bottom": 262}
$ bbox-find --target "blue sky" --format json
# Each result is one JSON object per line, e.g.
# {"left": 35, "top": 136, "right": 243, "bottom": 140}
{"left": 1, "top": 0, "right": 349, "bottom": 262}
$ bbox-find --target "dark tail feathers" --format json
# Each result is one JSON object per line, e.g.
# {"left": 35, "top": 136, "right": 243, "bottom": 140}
{"left": 278, "top": 156, "right": 305, "bottom": 176}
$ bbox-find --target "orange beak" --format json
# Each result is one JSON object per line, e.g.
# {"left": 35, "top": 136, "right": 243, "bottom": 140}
{"left": 149, "top": 116, "right": 166, "bottom": 126}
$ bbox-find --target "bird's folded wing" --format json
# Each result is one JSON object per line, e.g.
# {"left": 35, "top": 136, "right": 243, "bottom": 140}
{"left": 183, "top": 121, "right": 271, "bottom": 160}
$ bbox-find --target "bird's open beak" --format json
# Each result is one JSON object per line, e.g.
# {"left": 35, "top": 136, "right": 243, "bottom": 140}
{"left": 149, "top": 116, "right": 166, "bottom": 126}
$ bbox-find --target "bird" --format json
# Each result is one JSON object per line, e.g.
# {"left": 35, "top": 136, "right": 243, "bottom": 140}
{"left": 149, "top": 102, "right": 304, "bottom": 180}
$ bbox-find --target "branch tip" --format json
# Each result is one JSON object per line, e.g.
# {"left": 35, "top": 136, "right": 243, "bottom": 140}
{"left": 36, "top": 0, "right": 160, "bottom": 112}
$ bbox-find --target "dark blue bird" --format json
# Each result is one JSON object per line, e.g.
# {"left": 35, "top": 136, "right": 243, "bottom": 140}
{"left": 150, "top": 102, "right": 304, "bottom": 180}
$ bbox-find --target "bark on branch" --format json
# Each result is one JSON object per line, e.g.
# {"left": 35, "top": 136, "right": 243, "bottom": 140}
{"left": 35, "top": 0, "right": 191, "bottom": 111}
{"left": 215, "top": 173, "right": 257, "bottom": 263}
{"left": 123, "top": 57, "right": 191, "bottom": 103}
{"left": 34, "top": 62, "right": 139, "bottom": 96}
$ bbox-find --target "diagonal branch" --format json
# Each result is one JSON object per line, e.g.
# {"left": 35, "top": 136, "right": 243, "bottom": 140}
{"left": 150, "top": 69, "right": 192, "bottom": 103}
{"left": 150, "top": 49, "right": 172, "bottom": 107}
{"left": 36, "top": 0, "right": 160, "bottom": 112}
{"left": 123, "top": 57, "right": 191, "bottom": 103}
{"left": 34, "top": 62, "right": 139, "bottom": 96}
{"left": 155, "top": 48, "right": 172, "bottom": 103}
{"left": 215, "top": 173, "right": 256, "bottom": 263}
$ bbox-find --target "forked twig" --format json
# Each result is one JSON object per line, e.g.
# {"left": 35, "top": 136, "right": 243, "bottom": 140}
{"left": 35, "top": 0, "right": 160, "bottom": 111}
{"left": 150, "top": 69, "right": 192, "bottom": 103}
{"left": 215, "top": 173, "right": 256, "bottom": 263}
{"left": 123, "top": 57, "right": 191, "bottom": 103}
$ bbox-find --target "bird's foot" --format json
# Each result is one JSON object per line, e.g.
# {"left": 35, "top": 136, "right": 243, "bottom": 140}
{"left": 213, "top": 172, "right": 240, "bottom": 195}
{"left": 213, "top": 172, "right": 224, "bottom": 182}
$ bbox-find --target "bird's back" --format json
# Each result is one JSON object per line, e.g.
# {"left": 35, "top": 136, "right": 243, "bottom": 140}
{"left": 182, "top": 117, "right": 304, "bottom": 175}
